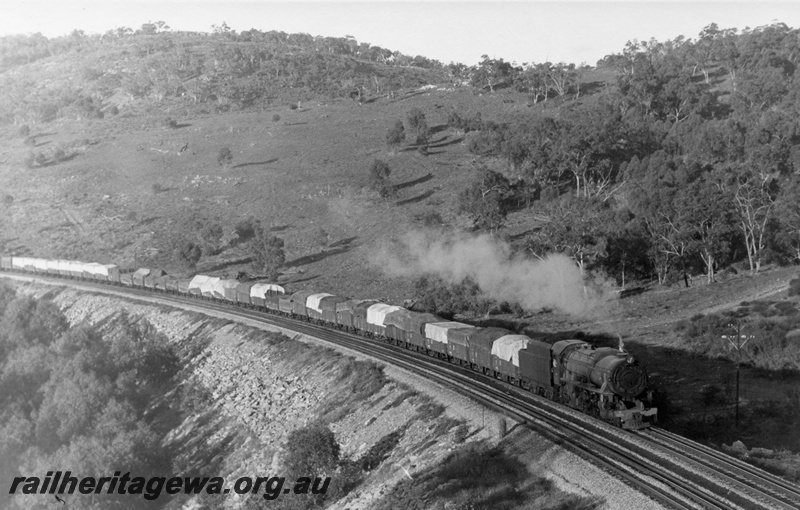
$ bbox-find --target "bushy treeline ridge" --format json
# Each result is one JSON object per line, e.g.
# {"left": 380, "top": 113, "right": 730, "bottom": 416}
{"left": 451, "top": 22, "right": 800, "bottom": 290}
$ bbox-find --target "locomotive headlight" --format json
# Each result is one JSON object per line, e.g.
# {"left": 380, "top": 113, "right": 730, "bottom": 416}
{"left": 626, "top": 355, "right": 635, "bottom": 364}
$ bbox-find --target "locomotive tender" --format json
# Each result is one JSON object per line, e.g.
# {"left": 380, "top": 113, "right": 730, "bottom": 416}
{"left": 0, "top": 255, "right": 657, "bottom": 430}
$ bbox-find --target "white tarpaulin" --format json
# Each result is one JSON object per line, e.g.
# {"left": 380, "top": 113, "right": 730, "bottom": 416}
{"left": 188, "top": 274, "right": 213, "bottom": 291}
{"left": 491, "top": 335, "right": 530, "bottom": 366}
{"left": 55, "top": 260, "right": 72, "bottom": 273}
{"left": 211, "top": 279, "right": 239, "bottom": 298}
{"left": 46, "top": 260, "right": 61, "bottom": 272}
{"left": 366, "top": 304, "right": 402, "bottom": 326}
{"left": 31, "top": 258, "right": 48, "bottom": 271}
{"left": 306, "top": 293, "right": 334, "bottom": 312}
{"left": 67, "top": 261, "right": 85, "bottom": 274}
{"left": 83, "top": 262, "right": 106, "bottom": 276}
{"left": 250, "top": 283, "right": 285, "bottom": 298}
{"left": 133, "top": 268, "right": 151, "bottom": 278}
{"left": 11, "top": 257, "right": 32, "bottom": 269}
{"left": 198, "top": 276, "right": 221, "bottom": 296}
{"left": 425, "top": 322, "right": 473, "bottom": 344}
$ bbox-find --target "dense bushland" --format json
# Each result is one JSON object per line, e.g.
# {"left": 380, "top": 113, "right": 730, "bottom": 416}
{"left": 0, "top": 286, "right": 181, "bottom": 509}
{"left": 452, "top": 23, "right": 800, "bottom": 292}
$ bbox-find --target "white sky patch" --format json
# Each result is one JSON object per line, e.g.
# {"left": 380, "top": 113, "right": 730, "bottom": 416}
{"left": 2, "top": 1, "right": 799, "bottom": 65}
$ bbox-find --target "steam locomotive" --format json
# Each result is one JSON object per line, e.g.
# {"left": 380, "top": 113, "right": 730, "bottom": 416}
{"left": 0, "top": 255, "right": 657, "bottom": 429}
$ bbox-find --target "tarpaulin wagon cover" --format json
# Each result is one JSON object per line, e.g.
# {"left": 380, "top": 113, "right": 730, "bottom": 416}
{"left": 366, "top": 304, "right": 403, "bottom": 327}
{"left": 425, "top": 322, "right": 473, "bottom": 345}
{"left": 188, "top": 275, "right": 213, "bottom": 293}
{"left": 491, "top": 335, "right": 531, "bottom": 367}
{"left": 250, "top": 283, "right": 285, "bottom": 298}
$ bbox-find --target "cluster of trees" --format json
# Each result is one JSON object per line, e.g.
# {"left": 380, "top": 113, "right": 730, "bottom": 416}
{"left": 465, "top": 55, "right": 589, "bottom": 101}
{"left": 0, "top": 25, "right": 448, "bottom": 125}
{"left": 455, "top": 22, "right": 800, "bottom": 287}
{"left": 0, "top": 287, "right": 180, "bottom": 509}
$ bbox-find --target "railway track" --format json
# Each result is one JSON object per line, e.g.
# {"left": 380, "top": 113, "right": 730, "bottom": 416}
{"left": 4, "top": 272, "right": 800, "bottom": 509}
{"left": 642, "top": 427, "right": 800, "bottom": 510}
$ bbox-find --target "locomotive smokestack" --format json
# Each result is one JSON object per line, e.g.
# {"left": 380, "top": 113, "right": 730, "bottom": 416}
{"left": 617, "top": 334, "right": 625, "bottom": 352}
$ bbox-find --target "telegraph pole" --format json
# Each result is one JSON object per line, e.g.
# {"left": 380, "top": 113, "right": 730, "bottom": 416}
{"left": 722, "top": 320, "right": 754, "bottom": 428}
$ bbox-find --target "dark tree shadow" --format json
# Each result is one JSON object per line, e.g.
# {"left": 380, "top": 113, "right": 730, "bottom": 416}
{"left": 395, "top": 190, "right": 434, "bottom": 206}
{"left": 136, "top": 216, "right": 161, "bottom": 227}
{"left": 395, "top": 173, "right": 433, "bottom": 191}
{"left": 232, "top": 158, "right": 278, "bottom": 169}
{"left": 328, "top": 236, "right": 358, "bottom": 248}
{"left": 388, "top": 90, "right": 428, "bottom": 103}
{"left": 41, "top": 153, "right": 79, "bottom": 166}
{"left": 428, "top": 136, "right": 464, "bottom": 148}
{"left": 284, "top": 274, "right": 320, "bottom": 285}
{"left": 426, "top": 150, "right": 447, "bottom": 155}
{"left": 33, "top": 141, "right": 51, "bottom": 148}
{"left": 201, "top": 256, "right": 253, "bottom": 273}
{"left": 429, "top": 124, "right": 449, "bottom": 135}
{"left": 174, "top": 123, "right": 192, "bottom": 129}
{"left": 269, "top": 225, "right": 291, "bottom": 232}
{"left": 284, "top": 244, "right": 356, "bottom": 268}
{"left": 284, "top": 122, "right": 308, "bottom": 126}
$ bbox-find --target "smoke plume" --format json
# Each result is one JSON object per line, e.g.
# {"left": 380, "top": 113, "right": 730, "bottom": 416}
{"left": 373, "top": 231, "right": 614, "bottom": 318}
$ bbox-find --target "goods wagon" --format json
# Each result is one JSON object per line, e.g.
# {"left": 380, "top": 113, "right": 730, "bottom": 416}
{"left": 336, "top": 299, "right": 378, "bottom": 331}
{"left": 132, "top": 268, "right": 151, "bottom": 287}
{"left": 314, "top": 294, "right": 348, "bottom": 324}
{"left": 32, "top": 258, "right": 49, "bottom": 273}
{"left": 425, "top": 322, "right": 472, "bottom": 356}
{"left": 305, "top": 293, "right": 335, "bottom": 322}
{"left": 210, "top": 279, "right": 238, "bottom": 300}
{"left": 290, "top": 291, "right": 316, "bottom": 318}
{"left": 236, "top": 282, "right": 255, "bottom": 305}
{"left": 383, "top": 309, "right": 417, "bottom": 346}
{"left": 491, "top": 334, "right": 530, "bottom": 380}
{"left": 446, "top": 326, "right": 478, "bottom": 363}
{"left": 187, "top": 275, "right": 212, "bottom": 296}
{"left": 144, "top": 269, "right": 167, "bottom": 289}
{"left": 469, "top": 328, "right": 512, "bottom": 373}
{"left": 365, "top": 303, "right": 402, "bottom": 337}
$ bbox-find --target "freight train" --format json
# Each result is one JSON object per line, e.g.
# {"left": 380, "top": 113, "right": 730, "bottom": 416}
{"left": 0, "top": 255, "right": 657, "bottom": 430}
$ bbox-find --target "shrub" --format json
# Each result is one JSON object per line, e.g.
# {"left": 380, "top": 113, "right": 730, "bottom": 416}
{"left": 386, "top": 120, "right": 405, "bottom": 148}
{"left": 2, "top": 194, "right": 13, "bottom": 206}
{"left": 249, "top": 227, "right": 285, "bottom": 280}
{"left": 17, "top": 125, "right": 30, "bottom": 137}
{"left": 108, "top": 105, "right": 119, "bottom": 115}
{"left": 283, "top": 423, "right": 340, "bottom": 478}
{"left": 272, "top": 114, "right": 280, "bottom": 122}
{"left": 234, "top": 218, "right": 257, "bottom": 243}
{"left": 151, "top": 183, "right": 165, "bottom": 194}
{"left": 466, "top": 130, "right": 502, "bottom": 155}
{"left": 174, "top": 241, "right": 202, "bottom": 270}
{"left": 406, "top": 108, "right": 428, "bottom": 145}
{"left": 199, "top": 223, "right": 224, "bottom": 255}
{"left": 369, "top": 159, "right": 397, "bottom": 198}
{"left": 23, "top": 136, "right": 36, "bottom": 147}
{"left": 164, "top": 117, "right": 178, "bottom": 129}
{"left": 217, "top": 147, "right": 233, "bottom": 169}
{"left": 289, "top": 102, "right": 298, "bottom": 110}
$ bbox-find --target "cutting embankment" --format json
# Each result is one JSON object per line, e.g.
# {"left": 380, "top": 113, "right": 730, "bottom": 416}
{"left": 0, "top": 278, "right": 667, "bottom": 510}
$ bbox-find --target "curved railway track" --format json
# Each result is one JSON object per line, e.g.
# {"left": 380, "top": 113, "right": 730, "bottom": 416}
{"left": 4, "top": 272, "right": 800, "bottom": 510}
